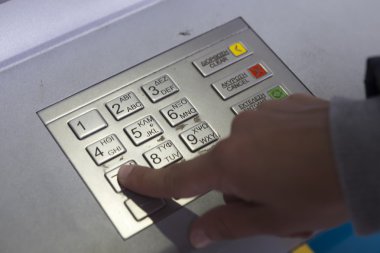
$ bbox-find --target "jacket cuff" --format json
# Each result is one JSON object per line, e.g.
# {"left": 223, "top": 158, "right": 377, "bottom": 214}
{"left": 330, "top": 96, "right": 380, "bottom": 234}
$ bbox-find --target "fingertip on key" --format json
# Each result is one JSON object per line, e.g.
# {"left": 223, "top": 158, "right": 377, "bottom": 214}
{"left": 117, "top": 165, "right": 135, "bottom": 186}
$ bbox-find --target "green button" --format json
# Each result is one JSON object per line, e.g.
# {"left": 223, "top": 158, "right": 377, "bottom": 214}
{"left": 267, "top": 85, "right": 288, "bottom": 100}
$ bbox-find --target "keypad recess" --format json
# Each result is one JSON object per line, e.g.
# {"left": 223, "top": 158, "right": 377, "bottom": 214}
{"left": 38, "top": 18, "right": 311, "bottom": 239}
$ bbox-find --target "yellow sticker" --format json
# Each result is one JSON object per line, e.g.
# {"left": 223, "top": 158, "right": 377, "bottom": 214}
{"left": 229, "top": 42, "right": 248, "bottom": 57}
{"left": 292, "top": 244, "right": 314, "bottom": 253}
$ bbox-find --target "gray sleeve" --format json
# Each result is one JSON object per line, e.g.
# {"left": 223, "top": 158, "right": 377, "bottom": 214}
{"left": 330, "top": 96, "right": 380, "bottom": 234}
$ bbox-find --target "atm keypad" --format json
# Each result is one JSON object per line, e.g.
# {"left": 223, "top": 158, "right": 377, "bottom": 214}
{"left": 39, "top": 18, "right": 310, "bottom": 240}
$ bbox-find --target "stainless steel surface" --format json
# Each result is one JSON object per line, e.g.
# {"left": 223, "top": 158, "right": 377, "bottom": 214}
{"left": 179, "top": 122, "right": 219, "bottom": 152}
{"left": 143, "top": 140, "right": 183, "bottom": 169}
{"left": 192, "top": 41, "right": 253, "bottom": 77}
{"left": 2, "top": 1, "right": 379, "bottom": 252}
{"left": 38, "top": 18, "right": 311, "bottom": 240}
{"left": 141, "top": 74, "right": 179, "bottom": 103}
{"left": 105, "top": 91, "right": 144, "bottom": 121}
{"left": 211, "top": 62, "right": 273, "bottom": 100}
{"left": 68, "top": 109, "right": 108, "bottom": 139}
{"left": 125, "top": 115, "right": 164, "bottom": 146}
{"left": 159, "top": 98, "right": 198, "bottom": 127}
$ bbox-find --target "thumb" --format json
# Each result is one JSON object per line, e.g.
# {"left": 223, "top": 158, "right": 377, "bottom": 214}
{"left": 189, "top": 203, "right": 281, "bottom": 249}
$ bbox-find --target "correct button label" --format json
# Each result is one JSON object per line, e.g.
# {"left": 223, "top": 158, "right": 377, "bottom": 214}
{"left": 211, "top": 62, "right": 272, "bottom": 100}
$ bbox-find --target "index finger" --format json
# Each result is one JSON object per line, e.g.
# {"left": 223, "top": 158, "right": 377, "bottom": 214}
{"left": 117, "top": 151, "right": 221, "bottom": 199}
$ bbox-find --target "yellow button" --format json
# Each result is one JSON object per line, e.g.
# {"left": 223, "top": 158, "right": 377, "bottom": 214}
{"left": 292, "top": 244, "right": 314, "bottom": 253}
{"left": 229, "top": 42, "right": 248, "bottom": 57}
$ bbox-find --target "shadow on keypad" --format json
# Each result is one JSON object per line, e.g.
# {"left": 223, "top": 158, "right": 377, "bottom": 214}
{"left": 121, "top": 187, "right": 193, "bottom": 223}
{"left": 121, "top": 187, "right": 200, "bottom": 251}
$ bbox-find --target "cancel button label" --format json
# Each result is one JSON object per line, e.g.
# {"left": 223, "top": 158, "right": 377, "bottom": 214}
{"left": 212, "top": 62, "right": 272, "bottom": 100}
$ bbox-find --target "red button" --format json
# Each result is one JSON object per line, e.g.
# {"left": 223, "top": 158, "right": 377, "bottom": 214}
{"left": 248, "top": 64, "right": 268, "bottom": 79}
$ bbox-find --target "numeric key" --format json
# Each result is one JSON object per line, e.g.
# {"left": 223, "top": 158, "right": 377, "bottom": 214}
{"left": 141, "top": 75, "right": 179, "bottom": 103}
{"left": 105, "top": 91, "right": 144, "bottom": 121}
{"left": 160, "top": 98, "right": 198, "bottom": 127}
{"left": 124, "top": 115, "right": 163, "bottom": 146}
{"left": 143, "top": 140, "right": 182, "bottom": 169}
{"left": 180, "top": 122, "right": 219, "bottom": 152}
{"left": 68, "top": 110, "right": 107, "bottom": 140}
{"left": 86, "top": 134, "right": 126, "bottom": 165}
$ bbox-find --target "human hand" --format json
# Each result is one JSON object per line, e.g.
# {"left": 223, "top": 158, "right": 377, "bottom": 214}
{"left": 117, "top": 94, "right": 349, "bottom": 248}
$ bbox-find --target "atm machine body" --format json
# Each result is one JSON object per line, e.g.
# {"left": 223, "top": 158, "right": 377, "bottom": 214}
{"left": 1, "top": 1, "right": 379, "bottom": 253}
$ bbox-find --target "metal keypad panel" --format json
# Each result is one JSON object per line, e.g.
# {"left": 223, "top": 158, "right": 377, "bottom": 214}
{"left": 38, "top": 18, "right": 311, "bottom": 239}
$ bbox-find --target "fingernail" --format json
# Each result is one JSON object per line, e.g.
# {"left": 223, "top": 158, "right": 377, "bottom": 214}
{"left": 190, "top": 229, "right": 212, "bottom": 249}
{"left": 117, "top": 165, "right": 135, "bottom": 185}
